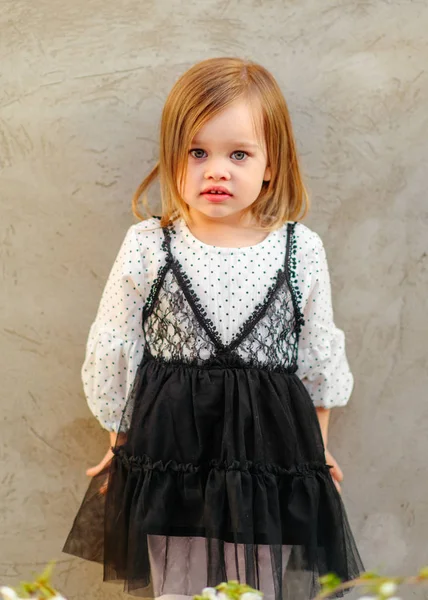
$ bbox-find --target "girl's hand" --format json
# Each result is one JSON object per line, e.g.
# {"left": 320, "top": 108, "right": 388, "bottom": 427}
{"left": 86, "top": 446, "right": 113, "bottom": 495}
{"left": 86, "top": 446, "right": 114, "bottom": 477}
{"left": 86, "top": 432, "right": 127, "bottom": 495}
{"left": 325, "top": 448, "right": 343, "bottom": 494}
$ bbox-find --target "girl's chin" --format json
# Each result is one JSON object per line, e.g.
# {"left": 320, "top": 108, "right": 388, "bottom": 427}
{"left": 189, "top": 206, "right": 243, "bottom": 222}
{"left": 187, "top": 202, "right": 253, "bottom": 221}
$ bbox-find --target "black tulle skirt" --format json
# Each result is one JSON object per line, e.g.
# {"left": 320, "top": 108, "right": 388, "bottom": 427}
{"left": 63, "top": 356, "right": 364, "bottom": 599}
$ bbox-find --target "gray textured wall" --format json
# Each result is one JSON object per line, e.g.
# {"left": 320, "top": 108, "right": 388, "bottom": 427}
{"left": 1, "top": 1, "right": 427, "bottom": 598}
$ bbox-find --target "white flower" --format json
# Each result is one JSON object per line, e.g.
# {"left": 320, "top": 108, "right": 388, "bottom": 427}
{"left": 202, "top": 588, "right": 217, "bottom": 600}
{"left": 216, "top": 593, "right": 228, "bottom": 600}
{"left": 379, "top": 582, "right": 398, "bottom": 597}
{"left": 0, "top": 588, "right": 18, "bottom": 600}
{"left": 240, "top": 593, "right": 263, "bottom": 600}
{"left": 358, "top": 596, "right": 376, "bottom": 600}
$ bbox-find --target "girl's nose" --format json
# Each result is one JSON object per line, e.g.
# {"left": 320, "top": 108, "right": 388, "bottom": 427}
{"left": 203, "top": 160, "right": 231, "bottom": 181}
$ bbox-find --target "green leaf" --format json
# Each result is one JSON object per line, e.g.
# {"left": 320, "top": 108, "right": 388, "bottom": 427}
{"left": 12, "top": 563, "right": 59, "bottom": 600}
{"left": 37, "top": 562, "right": 55, "bottom": 586}
{"left": 214, "top": 581, "right": 262, "bottom": 599}
{"left": 319, "top": 573, "right": 342, "bottom": 591}
{"left": 15, "top": 583, "right": 31, "bottom": 599}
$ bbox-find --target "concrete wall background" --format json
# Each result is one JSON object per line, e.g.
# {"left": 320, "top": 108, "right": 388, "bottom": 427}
{"left": 1, "top": 1, "right": 427, "bottom": 598}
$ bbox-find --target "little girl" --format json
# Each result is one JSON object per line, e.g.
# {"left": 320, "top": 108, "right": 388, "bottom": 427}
{"left": 63, "top": 57, "right": 364, "bottom": 599}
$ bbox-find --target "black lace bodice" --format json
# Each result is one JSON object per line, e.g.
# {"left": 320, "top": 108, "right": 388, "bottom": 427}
{"left": 142, "top": 222, "right": 304, "bottom": 373}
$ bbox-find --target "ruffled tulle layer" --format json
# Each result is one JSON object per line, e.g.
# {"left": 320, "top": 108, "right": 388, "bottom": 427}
{"left": 63, "top": 357, "right": 363, "bottom": 599}
{"left": 108, "top": 448, "right": 335, "bottom": 546}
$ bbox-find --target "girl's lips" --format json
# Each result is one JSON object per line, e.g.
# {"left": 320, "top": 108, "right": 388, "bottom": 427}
{"left": 201, "top": 192, "right": 232, "bottom": 203}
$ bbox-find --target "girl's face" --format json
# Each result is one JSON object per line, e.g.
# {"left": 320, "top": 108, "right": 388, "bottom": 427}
{"left": 181, "top": 98, "right": 271, "bottom": 224}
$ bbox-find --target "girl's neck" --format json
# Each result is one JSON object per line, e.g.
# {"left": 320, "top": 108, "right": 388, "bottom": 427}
{"left": 185, "top": 209, "right": 269, "bottom": 249}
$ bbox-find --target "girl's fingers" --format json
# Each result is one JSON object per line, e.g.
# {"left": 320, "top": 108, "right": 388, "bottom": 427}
{"left": 99, "top": 476, "right": 109, "bottom": 495}
{"left": 86, "top": 449, "right": 114, "bottom": 477}
{"left": 325, "top": 449, "right": 344, "bottom": 494}
{"left": 331, "top": 462, "right": 344, "bottom": 483}
{"left": 333, "top": 478, "right": 342, "bottom": 494}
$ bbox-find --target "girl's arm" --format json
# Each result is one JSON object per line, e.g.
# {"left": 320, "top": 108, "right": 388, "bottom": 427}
{"left": 82, "top": 225, "right": 146, "bottom": 434}
{"left": 295, "top": 226, "right": 353, "bottom": 493}
{"left": 82, "top": 225, "right": 149, "bottom": 479}
{"left": 315, "top": 406, "right": 330, "bottom": 446}
{"left": 295, "top": 227, "right": 354, "bottom": 410}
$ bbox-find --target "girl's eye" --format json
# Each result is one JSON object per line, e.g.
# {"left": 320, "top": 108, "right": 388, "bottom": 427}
{"left": 189, "top": 149, "right": 249, "bottom": 161}
{"left": 231, "top": 151, "right": 248, "bottom": 161}
{"left": 189, "top": 149, "right": 206, "bottom": 159}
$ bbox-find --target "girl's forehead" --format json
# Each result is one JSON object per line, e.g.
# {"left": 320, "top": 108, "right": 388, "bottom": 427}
{"left": 191, "top": 99, "right": 264, "bottom": 146}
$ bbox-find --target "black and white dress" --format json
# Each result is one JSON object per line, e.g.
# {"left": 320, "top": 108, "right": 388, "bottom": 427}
{"left": 63, "top": 217, "right": 363, "bottom": 600}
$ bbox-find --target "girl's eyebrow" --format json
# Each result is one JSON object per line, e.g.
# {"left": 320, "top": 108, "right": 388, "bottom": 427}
{"left": 191, "top": 140, "right": 260, "bottom": 150}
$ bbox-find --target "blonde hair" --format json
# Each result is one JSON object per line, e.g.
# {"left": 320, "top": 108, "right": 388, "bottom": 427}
{"left": 132, "top": 57, "right": 310, "bottom": 229}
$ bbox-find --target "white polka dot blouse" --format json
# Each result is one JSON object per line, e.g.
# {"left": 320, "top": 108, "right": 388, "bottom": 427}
{"left": 82, "top": 217, "right": 354, "bottom": 432}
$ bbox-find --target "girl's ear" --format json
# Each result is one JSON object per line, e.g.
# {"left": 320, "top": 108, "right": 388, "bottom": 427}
{"left": 263, "top": 165, "right": 272, "bottom": 182}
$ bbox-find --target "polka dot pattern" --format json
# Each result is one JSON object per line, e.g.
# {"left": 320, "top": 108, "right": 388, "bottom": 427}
{"left": 170, "top": 219, "right": 287, "bottom": 346}
{"left": 82, "top": 218, "right": 354, "bottom": 431}
{"left": 294, "top": 227, "right": 354, "bottom": 409}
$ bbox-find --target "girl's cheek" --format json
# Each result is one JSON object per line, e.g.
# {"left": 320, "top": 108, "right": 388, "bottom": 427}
{"left": 186, "top": 163, "right": 198, "bottom": 180}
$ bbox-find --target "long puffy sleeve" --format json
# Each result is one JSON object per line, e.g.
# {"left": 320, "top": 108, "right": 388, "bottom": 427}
{"left": 295, "top": 226, "right": 354, "bottom": 408}
{"left": 82, "top": 225, "right": 147, "bottom": 432}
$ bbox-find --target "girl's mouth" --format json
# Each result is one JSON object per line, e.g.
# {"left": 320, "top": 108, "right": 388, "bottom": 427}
{"left": 201, "top": 190, "right": 232, "bottom": 203}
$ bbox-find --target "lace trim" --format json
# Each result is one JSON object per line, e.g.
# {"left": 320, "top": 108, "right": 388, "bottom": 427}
{"left": 286, "top": 222, "right": 305, "bottom": 338}
{"left": 113, "top": 447, "right": 332, "bottom": 476}
{"left": 142, "top": 229, "right": 172, "bottom": 321}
